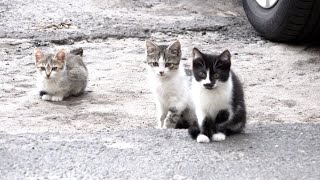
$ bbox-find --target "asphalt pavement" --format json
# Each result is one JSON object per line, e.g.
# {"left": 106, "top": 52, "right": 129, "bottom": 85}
{"left": 1, "top": 123, "right": 319, "bottom": 179}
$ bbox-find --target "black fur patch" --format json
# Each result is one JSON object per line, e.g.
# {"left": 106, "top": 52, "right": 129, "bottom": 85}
{"left": 215, "top": 110, "right": 229, "bottom": 124}
{"left": 188, "top": 121, "right": 200, "bottom": 139}
{"left": 39, "top": 91, "right": 47, "bottom": 96}
{"left": 175, "top": 120, "right": 190, "bottom": 129}
{"left": 192, "top": 50, "right": 231, "bottom": 85}
{"left": 201, "top": 117, "right": 215, "bottom": 139}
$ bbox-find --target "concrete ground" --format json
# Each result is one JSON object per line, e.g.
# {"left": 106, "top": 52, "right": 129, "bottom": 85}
{"left": 0, "top": 0, "right": 319, "bottom": 179}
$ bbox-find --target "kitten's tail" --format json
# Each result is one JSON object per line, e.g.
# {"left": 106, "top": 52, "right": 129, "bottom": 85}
{"left": 70, "top": 48, "right": 83, "bottom": 56}
{"left": 188, "top": 121, "right": 200, "bottom": 140}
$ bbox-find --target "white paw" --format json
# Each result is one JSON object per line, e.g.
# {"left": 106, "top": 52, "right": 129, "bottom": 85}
{"left": 42, "top": 95, "right": 52, "bottom": 101}
{"left": 196, "top": 134, "right": 210, "bottom": 143}
{"left": 51, "top": 96, "right": 63, "bottom": 102}
{"left": 212, "top": 133, "right": 226, "bottom": 141}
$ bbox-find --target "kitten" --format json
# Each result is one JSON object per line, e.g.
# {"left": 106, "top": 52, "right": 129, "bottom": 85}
{"left": 34, "top": 48, "right": 88, "bottom": 101}
{"left": 145, "top": 40, "right": 196, "bottom": 129}
{"left": 188, "top": 48, "right": 246, "bottom": 143}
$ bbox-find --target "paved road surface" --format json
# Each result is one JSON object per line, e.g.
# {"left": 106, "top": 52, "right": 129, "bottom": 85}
{"left": 1, "top": 123, "right": 319, "bottom": 179}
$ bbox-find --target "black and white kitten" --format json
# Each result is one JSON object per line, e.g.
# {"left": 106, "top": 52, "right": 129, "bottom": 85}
{"left": 188, "top": 48, "right": 246, "bottom": 143}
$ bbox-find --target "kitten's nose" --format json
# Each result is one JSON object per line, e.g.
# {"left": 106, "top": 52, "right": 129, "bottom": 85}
{"left": 46, "top": 74, "right": 50, "bottom": 78}
{"left": 203, "top": 83, "right": 213, "bottom": 89}
{"left": 159, "top": 71, "right": 164, "bottom": 75}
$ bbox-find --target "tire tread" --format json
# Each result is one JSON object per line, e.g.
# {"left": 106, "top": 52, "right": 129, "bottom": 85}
{"left": 243, "top": 0, "right": 320, "bottom": 42}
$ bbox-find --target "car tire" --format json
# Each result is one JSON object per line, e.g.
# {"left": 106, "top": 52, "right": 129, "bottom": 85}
{"left": 243, "top": 0, "right": 320, "bottom": 42}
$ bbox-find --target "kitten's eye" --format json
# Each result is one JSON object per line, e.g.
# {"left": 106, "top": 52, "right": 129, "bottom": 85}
{"left": 52, "top": 67, "right": 58, "bottom": 71}
{"left": 40, "top": 67, "right": 45, "bottom": 71}
{"left": 152, "top": 62, "right": 159, "bottom": 66}
{"left": 199, "top": 72, "right": 206, "bottom": 78}
{"left": 165, "top": 63, "right": 173, "bottom": 68}
{"left": 213, "top": 74, "right": 219, "bottom": 79}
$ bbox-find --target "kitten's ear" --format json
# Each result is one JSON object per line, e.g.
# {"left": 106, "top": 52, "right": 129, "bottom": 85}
{"left": 192, "top": 48, "right": 203, "bottom": 60}
{"left": 219, "top": 50, "right": 231, "bottom": 62}
{"left": 55, "top": 49, "right": 66, "bottom": 63}
{"left": 218, "top": 50, "right": 231, "bottom": 68}
{"left": 167, "top": 40, "right": 181, "bottom": 56}
{"left": 34, "top": 48, "right": 44, "bottom": 63}
{"left": 146, "top": 40, "right": 157, "bottom": 55}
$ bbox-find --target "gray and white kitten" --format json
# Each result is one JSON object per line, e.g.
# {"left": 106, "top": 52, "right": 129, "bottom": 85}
{"left": 145, "top": 40, "right": 196, "bottom": 129}
{"left": 34, "top": 48, "right": 88, "bottom": 101}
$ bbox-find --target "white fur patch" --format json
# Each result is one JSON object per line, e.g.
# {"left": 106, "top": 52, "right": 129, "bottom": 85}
{"left": 42, "top": 94, "right": 52, "bottom": 101}
{"left": 37, "top": 76, "right": 63, "bottom": 95}
{"left": 212, "top": 132, "right": 226, "bottom": 141}
{"left": 147, "top": 64, "right": 192, "bottom": 128}
{"left": 197, "top": 134, "right": 210, "bottom": 143}
{"left": 201, "top": 71, "right": 211, "bottom": 85}
{"left": 51, "top": 96, "right": 63, "bottom": 102}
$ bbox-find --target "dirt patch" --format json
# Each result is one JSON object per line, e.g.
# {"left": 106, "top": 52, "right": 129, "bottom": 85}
{"left": 1, "top": 35, "right": 320, "bottom": 134}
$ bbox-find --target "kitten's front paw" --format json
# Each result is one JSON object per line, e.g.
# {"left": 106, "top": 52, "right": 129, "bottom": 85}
{"left": 212, "top": 133, "right": 226, "bottom": 141}
{"left": 163, "top": 122, "right": 175, "bottom": 129}
{"left": 164, "top": 117, "right": 178, "bottom": 129}
{"left": 42, "top": 94, "right": 52, "bottom": 101}
{"left": 196, "top": 134, "right": 210, "bottom": 143}
{"left": 51, "top": 96, "right": 63, "bottom": 102}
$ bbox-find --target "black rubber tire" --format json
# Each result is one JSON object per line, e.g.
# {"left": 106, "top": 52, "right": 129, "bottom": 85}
{"left": 243, "top": 0, "right": 320, "bottom": 42}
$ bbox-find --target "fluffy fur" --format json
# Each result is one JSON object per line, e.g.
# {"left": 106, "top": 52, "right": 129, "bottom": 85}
{"left": 34, "top": 48, "right": 88, "bottom": 101}
{"left": 188, "top": 48, "right": 246, "bottom": 143}
{"left": 146, "top": 40, "right": 196, "bottom": 129}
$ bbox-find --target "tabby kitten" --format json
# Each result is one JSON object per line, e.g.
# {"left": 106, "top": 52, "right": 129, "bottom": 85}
{"left": 188, "top": 48, "right": 246, "bottom": 143}
{"left": 145, "top": 40, "right": 196, "bottom": 129}
{"left": 34, "top": 48, "right": 88, "bottom": 101}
